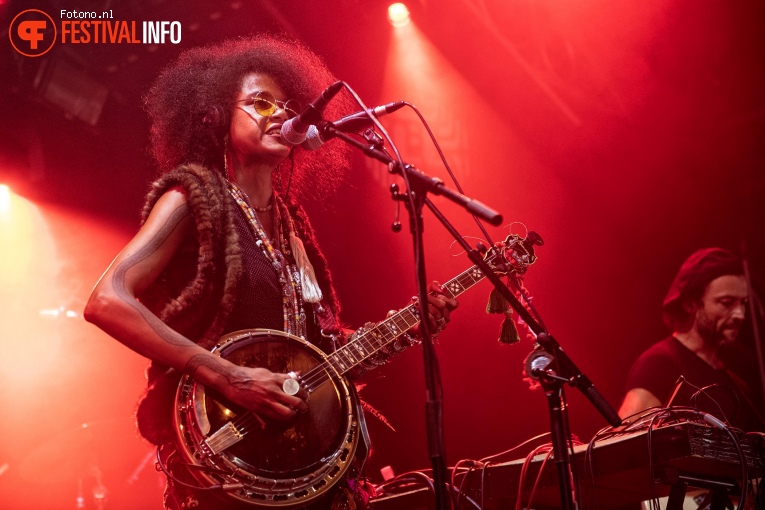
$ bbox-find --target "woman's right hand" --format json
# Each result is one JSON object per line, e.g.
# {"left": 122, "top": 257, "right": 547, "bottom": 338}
{"left": 218, "top": 365, "right": 309, "bottom": 421}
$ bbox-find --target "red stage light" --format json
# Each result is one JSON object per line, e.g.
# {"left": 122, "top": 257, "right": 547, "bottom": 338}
{"left": 388, "top": 3, "right": 411, "bottom": 27}
{"left": 0, "top": 185, "right": 9, "bottom": 213}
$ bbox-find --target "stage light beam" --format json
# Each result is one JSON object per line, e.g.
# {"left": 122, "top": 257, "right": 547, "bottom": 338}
{"left": 0, "top": 185, "right": 10, "bottom": 213}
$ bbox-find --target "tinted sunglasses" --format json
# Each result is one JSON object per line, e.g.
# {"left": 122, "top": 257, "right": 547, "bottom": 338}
{"left": 237, "top": 91, "right": 301, "bottom": 119}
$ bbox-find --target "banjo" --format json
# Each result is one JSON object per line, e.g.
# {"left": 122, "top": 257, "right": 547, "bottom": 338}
{"left": 173, "top": 233, "right": 540, "bottom": 507}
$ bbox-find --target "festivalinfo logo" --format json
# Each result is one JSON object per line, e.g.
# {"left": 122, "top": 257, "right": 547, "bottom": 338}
{"left": 9, "top": 8, "right": 182, "bottom": 57}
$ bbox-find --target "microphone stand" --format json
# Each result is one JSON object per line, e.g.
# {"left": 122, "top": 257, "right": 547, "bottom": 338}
{"left": 325, "top": 125, "right": 500, "bottom": 510}
{"left": 323, "top": 123, "right": 621, "bottom": 510}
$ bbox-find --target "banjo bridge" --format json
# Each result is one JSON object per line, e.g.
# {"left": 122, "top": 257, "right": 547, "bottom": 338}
{"left": 202, "top": 421, "right": 244, "bottom": 457}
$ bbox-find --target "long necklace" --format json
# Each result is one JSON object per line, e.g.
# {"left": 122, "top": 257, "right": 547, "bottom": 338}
{"left": 228, "top": 181, "right": 306, "bottom": 339}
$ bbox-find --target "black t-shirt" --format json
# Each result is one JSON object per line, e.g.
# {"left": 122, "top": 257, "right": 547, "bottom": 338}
{"left": 625, "top": 336, "right": 765, "bottom": 431}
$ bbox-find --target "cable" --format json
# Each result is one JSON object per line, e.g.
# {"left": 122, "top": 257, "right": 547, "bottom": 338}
{"left": 689, "top": 382, "right": 738, "bottom": 425}
{"left": 452, "top": 461, "right": 481, "bottom": 510}
{"left": 515, "top": 444, "right": 553, "bottom": 510}
{"left": 155, "top": 445, "right": 242, "bottom": 493}
{"left": 402, "top": 102, "right": 549, "bottom": 331}
{"left": 479, "top": 432, "right": 552, "bottom": 463}
{"left": 377, "top": 471, "right": 436, "bottom": 495}
{"left": 525, "top": 449, "right": 555, "bottom": 510}
{"left": 701, "top": 412, "right": 748, "bottom": 510}
{"left": 401, "top": 102, "right": 496, "bottom": 249}
{"left": 375, "top": 470, "right": 483, "bottom": 510}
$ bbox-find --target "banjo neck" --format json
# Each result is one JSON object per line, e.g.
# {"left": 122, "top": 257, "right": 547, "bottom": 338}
{"left": 326, "top": 263, "right": 488, "bottom": 376}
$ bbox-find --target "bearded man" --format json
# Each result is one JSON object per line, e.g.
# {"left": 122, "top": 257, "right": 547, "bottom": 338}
{"left": 619, "top": 248, "right": 765, "bottom": 431}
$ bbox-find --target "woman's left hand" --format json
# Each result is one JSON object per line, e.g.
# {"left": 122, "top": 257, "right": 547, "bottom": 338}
{"left": 413, "top": 280, "right": 459, "bottom": 335}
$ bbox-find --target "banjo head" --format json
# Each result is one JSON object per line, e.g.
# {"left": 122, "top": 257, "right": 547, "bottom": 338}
{"left": 175, "top": 329, "right": 360, "bottom": 508}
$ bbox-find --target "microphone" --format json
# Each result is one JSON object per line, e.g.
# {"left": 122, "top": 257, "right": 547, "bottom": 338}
{"left": 301, "top": 101, "right": 406, "bottom": 150}
{"left": 280, "top": 81, "right": 344, "bottom": 146}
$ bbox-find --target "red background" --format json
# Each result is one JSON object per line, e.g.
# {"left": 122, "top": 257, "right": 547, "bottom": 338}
{"left": 1, "top": 1, "right": 764, "bottom": 508}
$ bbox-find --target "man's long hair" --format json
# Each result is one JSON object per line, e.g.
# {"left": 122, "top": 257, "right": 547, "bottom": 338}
{"left": 144, "top": 34, "right": 351, "bottom": 201}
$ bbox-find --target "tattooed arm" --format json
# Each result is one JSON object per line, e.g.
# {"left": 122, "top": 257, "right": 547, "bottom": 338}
{"left": 84, "top": 189, "right": 307, "bottom": 419}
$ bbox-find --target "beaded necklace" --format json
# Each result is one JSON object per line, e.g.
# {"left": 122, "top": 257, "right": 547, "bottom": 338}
{"left": 228, "top": 181, "right": 307, "bottom": 339}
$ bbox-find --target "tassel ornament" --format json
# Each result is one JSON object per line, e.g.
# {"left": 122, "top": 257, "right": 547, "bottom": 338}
{"left": 486, "top": 287, "right": 509, "bottom": 314}
{"left": 486, "top": 287, "right": 520, "bottom": 344}
{"left": 289, "top": 231, "right": 323, "bottom": 303}
{"left": 499, "top": 315, "right": 521, "bottom": 345}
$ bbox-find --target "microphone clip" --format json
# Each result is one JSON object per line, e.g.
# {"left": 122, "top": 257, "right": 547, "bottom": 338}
{"left": 361, "top": 127, "right": 384, "bottom": 149}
